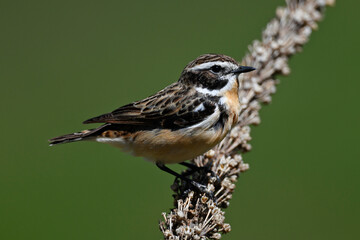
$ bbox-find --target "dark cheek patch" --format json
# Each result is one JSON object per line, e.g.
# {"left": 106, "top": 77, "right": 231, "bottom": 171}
{"left": 191, "top": 72, "right": 229, "bottom": 90}
{"left": 202, "top": 77, "right": 228, "bottom": 90}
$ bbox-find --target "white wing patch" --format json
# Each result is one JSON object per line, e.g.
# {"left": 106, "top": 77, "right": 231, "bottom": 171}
{"left": 186, "top": 106, "right": 220, "bottom": 130}
{"left": 194, "top": 103, "right": 205, "bottom": 112}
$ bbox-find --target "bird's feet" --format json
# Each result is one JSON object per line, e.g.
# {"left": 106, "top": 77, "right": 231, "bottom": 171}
{"left": 156, "top": 162, "right": 217, "bottom": 201}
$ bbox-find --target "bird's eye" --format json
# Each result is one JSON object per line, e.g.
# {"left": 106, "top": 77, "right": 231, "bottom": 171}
{"left": 210, "top": 65, "right": 222, "bottom": 73}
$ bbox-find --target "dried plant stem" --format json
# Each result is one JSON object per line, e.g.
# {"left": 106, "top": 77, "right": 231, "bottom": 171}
{"left": 160, "top": 0, "right": 335, "bottom": 239}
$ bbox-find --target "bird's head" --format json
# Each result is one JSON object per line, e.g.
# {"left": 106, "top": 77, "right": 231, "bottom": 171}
{"left": 179, "top": 54, "right": 255, "bottom": 96}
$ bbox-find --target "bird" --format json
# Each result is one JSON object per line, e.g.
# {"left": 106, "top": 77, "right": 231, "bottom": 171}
{"left": 49, "top": 54, "right": 255, "bottom": 189}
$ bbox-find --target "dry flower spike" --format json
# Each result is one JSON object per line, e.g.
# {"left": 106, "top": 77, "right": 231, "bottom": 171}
{"left": 159, "top": 0, "right": 335, "bottom": 239}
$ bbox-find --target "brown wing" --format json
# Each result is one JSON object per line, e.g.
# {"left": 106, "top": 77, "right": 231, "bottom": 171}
{"left": 83, "top": 83, "right": 218, "bottom": 131}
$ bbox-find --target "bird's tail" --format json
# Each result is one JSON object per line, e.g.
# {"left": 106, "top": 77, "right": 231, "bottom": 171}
{"left": 49, "top": 125, "right": 109, "bottom": 146}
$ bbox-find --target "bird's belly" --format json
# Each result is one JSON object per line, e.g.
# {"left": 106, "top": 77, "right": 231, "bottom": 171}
{"left": 96, "top": 128, "right": 226, "bottom": 164}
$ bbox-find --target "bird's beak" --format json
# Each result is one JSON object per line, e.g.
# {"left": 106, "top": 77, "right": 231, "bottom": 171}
{"left": 231, "top": 66, "right": 256, "bottom": 74}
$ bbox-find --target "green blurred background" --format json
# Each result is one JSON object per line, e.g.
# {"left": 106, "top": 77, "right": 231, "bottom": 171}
{"left": 0, "top": 0, "right": 358, "bottom": 239}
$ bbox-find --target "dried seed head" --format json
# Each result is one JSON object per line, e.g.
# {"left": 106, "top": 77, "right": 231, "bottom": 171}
{"left": 160, "top": 1, "right": 334, "bottom": 239}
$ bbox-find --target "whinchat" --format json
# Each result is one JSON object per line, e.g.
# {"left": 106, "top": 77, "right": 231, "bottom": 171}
{"left": 49, "top": 54, "right": 255, "bottom": 180}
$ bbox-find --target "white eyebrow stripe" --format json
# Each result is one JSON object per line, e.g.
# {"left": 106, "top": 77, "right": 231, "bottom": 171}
{"left": 189, "top": 61, "right": 238, "bottom": 72}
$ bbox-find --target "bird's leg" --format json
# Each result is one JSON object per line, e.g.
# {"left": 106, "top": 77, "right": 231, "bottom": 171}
{"left": 179, "top": 162, "right": 202, "bottom": 176}
{"left": 179, "top": 161, "right": 201, "bottom": 170}
{"left": 156, "top": 162, "right": 213, "bottom": 198}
